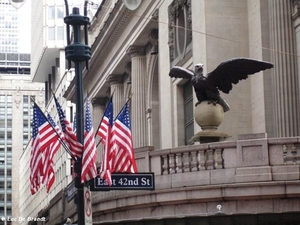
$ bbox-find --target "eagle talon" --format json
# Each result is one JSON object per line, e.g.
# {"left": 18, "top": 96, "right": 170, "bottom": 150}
{"left": 208, "top": 100, "right": 217, "bottom": 106}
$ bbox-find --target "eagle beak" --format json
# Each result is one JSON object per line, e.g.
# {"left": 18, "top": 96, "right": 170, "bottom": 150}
{"left": 198, "top": 65, "right": 203, "bottom": 72}
{"left": 195, "top": 64, "right": 203, "bottom": 71}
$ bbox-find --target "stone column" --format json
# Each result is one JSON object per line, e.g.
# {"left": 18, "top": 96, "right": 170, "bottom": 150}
{"left": 146, "top": 29, "right": 159, "bottom": 147}
{"left": 107, "top": 74, "right": 124, "bottom": 116}
{"left": 92, "top": 97, "right": 107, "bottom": 164}
{"left": 269, "top": 0, "right": 300, "bottom": 137}
{"left": 126, "top": 45, "right": 147, "bottom": 148}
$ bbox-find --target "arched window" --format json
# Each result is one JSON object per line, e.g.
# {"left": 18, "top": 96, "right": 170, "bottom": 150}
{"left": 168, "top": 0, "right": 192, "bottom": 66}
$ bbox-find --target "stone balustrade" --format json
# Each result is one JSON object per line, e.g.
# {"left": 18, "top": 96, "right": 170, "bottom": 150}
{"left": 146, "top": 134, "right": 300, "bottom": 190}
{"left": 65, "top": 134, "right": 300, "bottom": 223}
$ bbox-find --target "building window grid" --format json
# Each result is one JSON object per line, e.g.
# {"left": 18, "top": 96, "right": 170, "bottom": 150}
{"left": 23, "top": 95, "right": 34, "bottom": 147}
{"left": 47, "top": 5, "right": 66, "bottom": 41}
{"left": 0, "top": 94, "right": 12, "bottom": 218}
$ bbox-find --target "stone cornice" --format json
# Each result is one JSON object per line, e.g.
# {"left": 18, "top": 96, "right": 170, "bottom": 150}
{"left": 87, "top": 2, "right": 131, "bottom": 76}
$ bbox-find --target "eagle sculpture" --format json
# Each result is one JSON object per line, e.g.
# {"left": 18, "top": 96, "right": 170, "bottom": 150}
{"left": 169, "top": 58, "right": 274, "bottom": 112}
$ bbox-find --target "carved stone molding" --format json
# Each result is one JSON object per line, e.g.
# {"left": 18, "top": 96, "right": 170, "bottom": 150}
{"left": 151, "top": 9, "right": 159, "bottom": 21}
{"left": 148, "top": 29, "right": 159, "bottom": 55}
{"left": 294, "top": 0, "right": 300, "bottom": 9}
{"left": 14, "top": 88, "right": 21, "bottom": 108}
{"left": 149, "top": 29, "right": 158, "bottom": 46}
{"left": 106, "top": 74, "right": 124, "bottom": 85}
{"left": 293, "top": 0, "right": 300, "bottom": 18}
{"left": 126, "top": 45, "right": 145, "bottom": 58}
{"left": 92, "top": 97, "right": 108, "bottom": 107}
{"left": 37, "top": 90, "right": 45, "bottom": 107}
{"left": 168, "top": 0, "right": 192, "bottom": 63}
{"left": 125, "top": 63, "right": 132, "bottom": 75}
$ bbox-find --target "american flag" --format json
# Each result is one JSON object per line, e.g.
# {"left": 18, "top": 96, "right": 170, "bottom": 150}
{"left": 98, "top": 98, "right": 114, "bottom": 185}
{"left": 111, "top": 102, "right": 137, "bottom": 173}
{"left": 81, "top": 98, "right": 98, "bottom": 183}
{"left": 97, "top": 98, "right": 113, "bottom": 145}
{"left": 42, "top": 114, "right": 62, "bottom": 192}
{"left": 30, "top": 103, "right": 59, "bottom": 194}
{"left": 73, "top": 112, "right": 77, "bottom": 132}
{"left": 54, "top": 96, "right": 83, "bottom": 159}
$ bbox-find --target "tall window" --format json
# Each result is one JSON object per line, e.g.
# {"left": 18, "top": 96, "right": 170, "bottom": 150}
{"left": 183, "top": 82, "right": 194, "bottom": 145}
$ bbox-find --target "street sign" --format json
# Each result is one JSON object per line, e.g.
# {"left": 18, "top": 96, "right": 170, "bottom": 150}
{"left": 66, "top": 180, "right": 76, "bottom": 202}
{"left": 84, "top": 187, "right": 93, "bottom": 225}
{"left": 90, "top": 173, "right": 155, "bottom": 191}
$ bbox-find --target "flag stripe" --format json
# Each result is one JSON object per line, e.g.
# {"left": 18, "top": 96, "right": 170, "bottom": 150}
{"left": 81, "top": 97, "right": 98, "bottom": 183}
{"left": 41, "top": 114, "right": 62, "bottom": 192}
{"left": 54, "top": 96, "right": 83, "bottom": 158}
{"left": 98, "top": 98, "right": 114, "bottom": 186}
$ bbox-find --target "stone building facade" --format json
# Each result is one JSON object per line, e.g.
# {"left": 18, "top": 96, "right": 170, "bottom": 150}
{"left": 19, "top": 0, "right": 300, "bottom": 224}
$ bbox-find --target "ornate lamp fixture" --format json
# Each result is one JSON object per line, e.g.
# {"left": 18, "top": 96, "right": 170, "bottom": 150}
{"left": 9, "top": 0, "right": 26, "bottom": 9}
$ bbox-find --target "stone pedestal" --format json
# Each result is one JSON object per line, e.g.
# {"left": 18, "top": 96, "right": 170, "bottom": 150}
{"left": 190, "top": 101, "right": 229, "bottom": 143}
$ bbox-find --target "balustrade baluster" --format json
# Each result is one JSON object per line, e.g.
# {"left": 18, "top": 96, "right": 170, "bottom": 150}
{"left": 161, "top": 155, "right": 169, "bottom": 175}
{"left": 182, "top": 151, "right": 190, "bottom": 172}
{"left": 214, "top": 148, "right": 223, "bottom": 169}
{"left": 169, "top": 154, "right": 176, "bottom": 174}
{"left": 206, "top": 149, "right": 214, "bottom": 170}
{"left": 176, "top": 153, "right": 183, "bottom": 173}
{"left": 199, "top": 150, "right": 206, "bottom": 170}
{"left": 190, "top": 151, "right": 199, "bottom": 171}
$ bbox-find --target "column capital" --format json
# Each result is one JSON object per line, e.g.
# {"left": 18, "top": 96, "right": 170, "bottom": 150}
{"left": 125, "top": 63, "right": 132, "bottom": 75}
{"left": 149, "top": 29, "right": 158, "bottom": 45}
{"left": 106, "top": 74, "right": 124, "bottom": 85}
{"left": 91, "top": 97, "right": 108, "bottom": 107}
{"left": 148, "top": 29, "right": 158, "bottom": 55}
{"left": 126, "top": 45, "right": 145, "bottom": 58}
{"left": 294, "top": 0, "right": 300, "bottom": 8}
{"left": 293, "top": 0, "right": 300, "bottom": 18}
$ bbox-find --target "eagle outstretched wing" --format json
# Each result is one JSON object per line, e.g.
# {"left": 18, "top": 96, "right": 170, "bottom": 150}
{"left": 205, "top": 58, "right": 274, "bottom": 94}
{"left": 169, "top": 66, "right": 195, "bottom": 79}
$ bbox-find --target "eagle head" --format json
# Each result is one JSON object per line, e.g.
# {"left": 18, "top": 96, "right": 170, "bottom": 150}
{"left": 194, "top": 63, "right": 204, "bottom": 76}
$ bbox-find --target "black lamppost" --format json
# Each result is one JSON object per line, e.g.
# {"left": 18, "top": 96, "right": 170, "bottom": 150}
{"left": 64, "top": 1, "right": 91, "bottom": 224}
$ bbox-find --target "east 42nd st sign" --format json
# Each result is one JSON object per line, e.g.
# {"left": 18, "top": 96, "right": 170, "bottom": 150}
{"left": 90, "top": 173, "right": 155, "bottom": 191}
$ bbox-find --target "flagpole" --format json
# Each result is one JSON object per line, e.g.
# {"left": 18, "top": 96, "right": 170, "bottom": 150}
{"left": 94, "top": 89, "right": 115, "bottom": 139}
{"left": 64, "top": 1, "right": 91, "bottom": 223}
{"left": 30, "top": 98, "right": 76, "bottom": 161}
{"left": 48, "top": 90, "right": 79, "bottom": 160}
{"left": 115, "top": 93, "right": 133, "bottom": 119}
